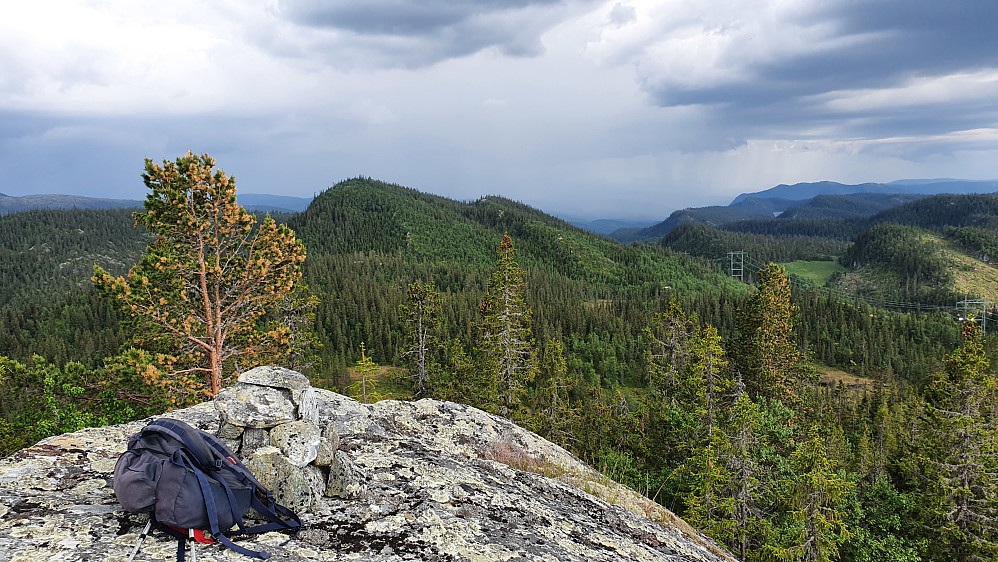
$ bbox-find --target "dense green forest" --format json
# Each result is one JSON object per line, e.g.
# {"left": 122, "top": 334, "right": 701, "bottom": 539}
{"left": 779, "top": 193, "right": 927, "bottom": 220}
{"left": 3, "top": 177, "right": 998, "bottom": 561}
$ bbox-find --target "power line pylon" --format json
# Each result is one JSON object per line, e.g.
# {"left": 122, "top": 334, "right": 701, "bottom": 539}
{"left": 957, "top": 298, "right": 989, "bottom": 336}
{"left": 727, "top": 251, "right": 745, "bottom": 283}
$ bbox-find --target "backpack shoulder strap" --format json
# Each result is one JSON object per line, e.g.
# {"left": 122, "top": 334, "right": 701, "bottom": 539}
{"left": 199, "top": 434, "right": 303, "bottom": 538}
{"left": 147, "top": 419, "right": 219, "bottom": 472}
{"left": 173, "top": 451, "right": 274, "bottom": 560}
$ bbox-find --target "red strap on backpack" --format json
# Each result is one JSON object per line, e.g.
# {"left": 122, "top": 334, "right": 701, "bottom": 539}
{"left": 169, "top": 526, "right": 215, "bottom": 544}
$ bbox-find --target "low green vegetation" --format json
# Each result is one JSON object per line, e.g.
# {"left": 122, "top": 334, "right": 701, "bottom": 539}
{"left": 780, "top": 260, "right": 847, "bottom": 287}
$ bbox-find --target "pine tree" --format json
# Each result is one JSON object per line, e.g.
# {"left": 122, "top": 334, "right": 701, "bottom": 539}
{"left": 476, "top": 233, "right": 535, "bottom": 418}
{"left": 398, "top": 282, "right": 442, "bottom": 397}
{"left": 93, "top": 152, "right": 305, "bottom": 399}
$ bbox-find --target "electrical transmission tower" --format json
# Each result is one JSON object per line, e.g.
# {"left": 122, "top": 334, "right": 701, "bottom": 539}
{"left": 727, "top": 251, "right": 746, "bottom": 282}
{"left": 957, "top": 298, "right": 990, "bottom": 336}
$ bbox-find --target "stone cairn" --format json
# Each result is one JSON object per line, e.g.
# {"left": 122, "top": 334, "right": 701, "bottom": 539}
{"left": 214, "top": 366, "right": 364, "bottom": 513}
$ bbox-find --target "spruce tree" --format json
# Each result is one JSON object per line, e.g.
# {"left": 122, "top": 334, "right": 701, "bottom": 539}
{"left": 766, "top": 426, "right": 853, "bottom": 562}
{"left": 399, "top": 282, "right": 442, "bottom": 396}
{"left": 724, "top": 375, "right": 767, "bottom": 561}
{"left": 921, "top": 320, "right": 998, "bottom": 562}
{"left": 679, "top": 431, "right": 736, "bottom": 546}
{"left": 476, "top": 233, "right": 535, "bottom": 418}
{"left": 732, "top": 263, "right": 814, "bottom": 407}
{"left": 682, "top": 322, "right": 731, "bottom": 439}
{"left": 530, "top": 339, "right": 575, "bottom": 445}
{"left": 278, "top": 282, "right": 321, "bottom": 376}
{"left": 348, "top": 342, "right": 380, "bottom": 404}
{"left": 644, "top": 299, "right": 693, "bottom": 392}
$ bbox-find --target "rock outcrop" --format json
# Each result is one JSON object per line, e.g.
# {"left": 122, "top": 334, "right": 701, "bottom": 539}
{"left": 214, "top": 367, "right": 361, "bottom": 512}
{"left": 0, "top": 371, "right": 736, "bottom": 561}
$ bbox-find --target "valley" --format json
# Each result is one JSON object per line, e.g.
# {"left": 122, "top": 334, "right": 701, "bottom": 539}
{"left": 2, "top": 175, "right": 997, "bottom": 561}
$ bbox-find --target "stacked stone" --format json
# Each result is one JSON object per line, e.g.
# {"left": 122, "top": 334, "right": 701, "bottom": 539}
{"left": 214, "top": 366, "right": 363, "bottom": 513}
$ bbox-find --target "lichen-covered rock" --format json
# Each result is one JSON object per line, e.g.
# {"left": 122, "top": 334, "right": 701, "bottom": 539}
{"left": 238, "top": 366, "right": 318, "bottom": 424}
{"left": 241, "top": 427, "right": 270, "bottom": 457}
{"left": 242, "top": 446, "right": 323, "bottom": 513}
{"left": 217, "top": 421, "right": 244, "bottom": 440}
{"left": 269, "top": 420, "right": 321, "bottom": 467}
{"left": 215, "top": 384, "right": 296, "bottom": 428}
{"left": 314, "top": 388, "right": 384, "bottom": 438}
{"left": 314, "top": 424, "right": 340, "bottom": 467}
{"left": 324, "top": 450, "right": 366, "bottom": 500}
{"left": 217, "top": 421, "right": 244, "bottom": 453}
{"left": 0, "top": 375, "right": 736, "bottom": 562}
{"left": 322, "top": 422, "right": 341, "bottom": 451}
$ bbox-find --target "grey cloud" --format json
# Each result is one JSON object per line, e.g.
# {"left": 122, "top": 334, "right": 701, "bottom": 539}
{"left": 281, "top": 0, "right": 560, "bottom": 36}
{"left": 637, "top": 1, "right": 998, "bottom": 143}
{"left": 270, "top": 0, "right": 592, "bottom": 68}
{"left": 608, "top": 3, "right": 637, "bottom": 27}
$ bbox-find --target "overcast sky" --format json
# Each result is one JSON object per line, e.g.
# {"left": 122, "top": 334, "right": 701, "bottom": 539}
{"left": 2, "top": 1, "right": 997, "bottom": 220}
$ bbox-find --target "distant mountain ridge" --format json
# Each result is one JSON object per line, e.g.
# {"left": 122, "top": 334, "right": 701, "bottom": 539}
{"left": 0, "top": 193, "right": 142, "bottom": 214}
{"left": 0, "top": 192, "right": 313, "bottom": 214}
{"left": 730, "top": 179, "right": 998, "bottom": 205}
{"left": 614, "top": 179, "right": 998, "bottom": 242}
{"left": 564, "top": 217, "right": 655, "bottom": 235}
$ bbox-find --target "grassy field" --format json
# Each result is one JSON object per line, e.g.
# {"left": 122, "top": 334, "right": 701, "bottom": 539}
{"left": 780, "top": 260, "right": 848, "bottom": 287}
{"left": 815, "top": 364, "right": 874, "bottom": 392}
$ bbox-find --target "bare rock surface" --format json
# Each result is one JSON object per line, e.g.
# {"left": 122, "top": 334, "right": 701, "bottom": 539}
{"left": 0, "top": 386, "right": 736, "bottom": 561}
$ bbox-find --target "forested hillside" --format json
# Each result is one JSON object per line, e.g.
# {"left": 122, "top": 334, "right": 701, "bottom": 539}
{"left": 289, "top": 178, "right": 746, "bottom": 379}
{"left": 3, "top": 176, "right": 997, "bottom": 561}
{"left": 779, "top": 193, "right": 927, "bottom": 220}
{"left": 653, "top": 194, "right": 998, "bottom": 313}
{"left": 0, "top": 208, "right": 148, "bottom": 309}
{"left": 662, "top": 223, "right": 849, "bottom": 265}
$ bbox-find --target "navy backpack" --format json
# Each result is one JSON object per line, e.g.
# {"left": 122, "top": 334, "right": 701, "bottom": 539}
{"left": 113, "top": 418, "right": 302, "bottom": 561}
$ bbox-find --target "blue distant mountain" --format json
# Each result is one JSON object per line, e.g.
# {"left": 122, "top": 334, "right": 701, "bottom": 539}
{"left": 730, "top": 179, "right": 998, "bottom": 205}
{"left": 565, "top": 217, "right": 656, "bottom": 235}
{"left": 0, "top": 193, "right": 142, "bottom": 214}
{"left": 613, "top": 179, "right": 998, "bottom": 242}
{"left": 0, "top": 192, "right": 314, "bottom": 215}
{"left": 237, "top": 194, "right": 313, "bottom": 212}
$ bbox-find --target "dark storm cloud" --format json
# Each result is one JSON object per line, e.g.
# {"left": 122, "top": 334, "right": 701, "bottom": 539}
{"left": 281, "top": 0, "right": 560, "bottom": 35}
{"left": 764, "top": 3, "right": 997, "bottom": 92}
{"left": 272, "top": 0, "right": 592, "bottom": 67}
{"left": 639, "top": 0, "right": 998, "bottom": 141}
{"left": 0, "top": 112, "right": 299, "bottom": 199}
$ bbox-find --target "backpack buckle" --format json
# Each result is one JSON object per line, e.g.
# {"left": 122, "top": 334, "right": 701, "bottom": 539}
{"left": 214, "top": 459, "right": 223, "bottom": 470}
